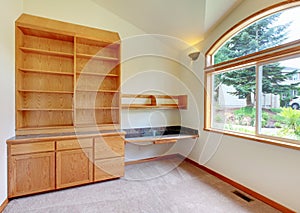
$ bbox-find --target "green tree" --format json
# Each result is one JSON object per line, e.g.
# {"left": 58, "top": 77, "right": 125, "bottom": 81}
{"left": 214, "top": 13, "right": 292, "bottom": 106}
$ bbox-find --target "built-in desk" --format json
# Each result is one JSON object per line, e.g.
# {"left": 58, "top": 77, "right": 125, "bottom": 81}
{"left": 123, "top": 126, "right": 199, "bottom": 144}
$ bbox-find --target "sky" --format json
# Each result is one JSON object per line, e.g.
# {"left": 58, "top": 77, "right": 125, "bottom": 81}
{"left": 277, "top": 6, "right": 300, "bottom": 42}
{"left": 275, "top": 6, "right": 300, "bottom": 69}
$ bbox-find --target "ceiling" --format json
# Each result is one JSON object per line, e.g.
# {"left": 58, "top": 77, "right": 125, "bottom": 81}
{"left": 92, "top": 0, "right": 242, "bottom": 45}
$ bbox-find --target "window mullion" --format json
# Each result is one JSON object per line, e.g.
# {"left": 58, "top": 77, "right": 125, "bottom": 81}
{"left": 256, "top": 65, "right": 262, "bottom": 135}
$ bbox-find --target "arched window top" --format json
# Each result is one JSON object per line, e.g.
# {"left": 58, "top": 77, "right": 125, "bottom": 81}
{"left": 206, "top": 1, "right": 300, "bottom": 66}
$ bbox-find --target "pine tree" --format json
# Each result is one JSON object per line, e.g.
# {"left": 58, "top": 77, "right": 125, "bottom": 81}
{"left": 214, "top": 13, "right": 295, "bottom": 106}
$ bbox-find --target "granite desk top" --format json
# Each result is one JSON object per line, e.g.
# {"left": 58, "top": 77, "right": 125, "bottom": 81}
{"left": 123, "top": 126, "right": 199, "bottom": 143}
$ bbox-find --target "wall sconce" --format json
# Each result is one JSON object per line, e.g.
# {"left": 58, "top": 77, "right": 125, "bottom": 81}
{"left": 188, "top": 51, "right": 200, "bottom": 61}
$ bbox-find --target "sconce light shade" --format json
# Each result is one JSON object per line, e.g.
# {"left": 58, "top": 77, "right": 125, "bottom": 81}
{"left": 188, "top": 51, "right": 200, "bottom": 61}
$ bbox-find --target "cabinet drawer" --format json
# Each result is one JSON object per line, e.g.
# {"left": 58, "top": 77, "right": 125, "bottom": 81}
{"left": 94, "top": 136, "right": 124, "bottom": 159}
{"left": 11, "top": 142, "right": 54, "bottom": 155}
{"left": 94, "top": 157, "right": 124, "bottom": 181}
{"left": 57, "top": 138, "right": 93, "bottom": 150}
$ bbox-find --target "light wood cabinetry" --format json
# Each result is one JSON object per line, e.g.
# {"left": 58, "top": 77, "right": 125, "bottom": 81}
{"left": 8, "top": 13, "right": 124, "bottom": 199}
{"left": 56, "top": 138, "right": 93, "bottom": 188}
{"left": 94, "top": 136, "right": 124, "bottom": 159}
{"left": 94, "top": 157, "right": 124, "bottom": 181}
{"left": 8, "top": 143, "right": 55, "bottom": 197}
{"left": 15, "top": 14, "right": 121, "bottom": 136}
{"left": 56, "top": 148, "right": 93, "bottom": 189}
{"left": 94, "top": 136, "right": 124, "bottom": 181}
{"left": 10, "top": 141, "right": 54, "bottom": 155}
{"left": 7, "top": 133, "right": 125, "bottom": 198}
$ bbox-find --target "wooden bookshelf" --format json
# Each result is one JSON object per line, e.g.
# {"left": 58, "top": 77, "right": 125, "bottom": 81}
{"left": 15, "top": 14, "right": 121, "bottom": 135}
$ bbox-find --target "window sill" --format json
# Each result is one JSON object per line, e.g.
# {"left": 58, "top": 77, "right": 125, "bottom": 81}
{"left": 203, "top": 128, "right": 300, "bottom": 151}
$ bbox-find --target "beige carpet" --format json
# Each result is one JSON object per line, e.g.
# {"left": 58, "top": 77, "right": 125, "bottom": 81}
{"left": 4, "top": 158, "right": 280, "bottom": 213}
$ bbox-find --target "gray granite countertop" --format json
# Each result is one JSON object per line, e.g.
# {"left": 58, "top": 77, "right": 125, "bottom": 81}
{"left": 123, "top": 126, "right": 199, "bottom": 143}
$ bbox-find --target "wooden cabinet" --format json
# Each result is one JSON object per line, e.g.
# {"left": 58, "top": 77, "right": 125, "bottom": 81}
{"left": 56, "top": 138, "right": 93, "bottom": 188}
{"left": 9, "top": 13, "right": 124, "bottom": 199}
{"left": 94, "top": 136, "right": 124, "bottom": 159}
{"left": 7, "top": 133, "right": 125, "bottom": 198}
{"left": 94, "top": 157, "right": 124, "bottom": 181}
{"left": 8, "top": 143, "right": 55, "bottom": 198}
{"left": 94, "top": 136, "right": 124, "bottom": 181}
{"left": 56, "top": 148, "right": 93, "bottom": 189}
{"left": 15, "top": 14, "right": 121, "bottom": 136}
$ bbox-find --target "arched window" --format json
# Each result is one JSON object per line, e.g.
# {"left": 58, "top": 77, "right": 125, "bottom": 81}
{"left": 204, "top": 1, "right": 300, "bottom": 149}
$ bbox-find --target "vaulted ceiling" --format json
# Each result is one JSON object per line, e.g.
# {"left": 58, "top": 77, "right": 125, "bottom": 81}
{"left": 92, "top": 0, "right": 242, "bottom": 45}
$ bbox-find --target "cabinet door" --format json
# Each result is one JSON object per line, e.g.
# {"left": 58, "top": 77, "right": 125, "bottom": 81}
{"left": 94, "top": 136, "right": 124, "bottom": 159}
{"left": 9, "top": 152, "right": 55, "bottom": 198}
{"left": 56, "top": 148, "right": 93, "bottom": 189}
{"left": 94, "top": 157, "right": 124, "bottom": 181}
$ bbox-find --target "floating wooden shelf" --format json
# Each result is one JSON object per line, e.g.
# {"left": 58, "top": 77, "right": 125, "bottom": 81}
{"left": 121, "top": 94, "right": 187, "bottom": 109}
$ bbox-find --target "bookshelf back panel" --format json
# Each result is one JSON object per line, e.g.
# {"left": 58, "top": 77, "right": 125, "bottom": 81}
{"left": 76, "top": 43, "right": 118, "bottom": 58}
{"left": 76, "top": 76, "right": 118, "bottom": 91}
{"left": 21, "top": 111, "right": 73, "bottom": 128}
{"left": 76, "top": 92, "right": 119, "bottom": 108}
{"left": 19, "top": 27, "right": 74, "bottom": 42}
{"left": 21, "top": 72, "right": 73, "bottom": 92}
{"left": 75, "top": 109, "right": 119, "bottom": 125}
{"left": 76, "top": 58, "right": 118, "bottom": 75}
{"left": 76, "top": 37, "right": 119, "bottom": 53}
{"left": 23, "top": 34, "right": 74, "bottom": 54}
{"left": 20, "top": 93, "right": 73, "bottom": 109}
{"left": 23, "top": 53, "right": 74, "bottom": 73}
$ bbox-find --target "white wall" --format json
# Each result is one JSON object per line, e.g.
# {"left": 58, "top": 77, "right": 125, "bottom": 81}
{"left": 182, "top": 0, "right": 300, "bottom": 211}
{"left": 121, "top": 34, "right": 185, "bottom": 129}
{"left": 23, "top": 0, "right": 145, "bottom": 38}
{"left": 120, "top": 35, "right": 197, "bottom": 161}
{"left": 0, "top": 0, "right": 22, "bottom": 205}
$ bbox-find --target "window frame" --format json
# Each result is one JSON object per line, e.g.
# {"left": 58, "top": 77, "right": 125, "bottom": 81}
{"left": 204, "top": 1, "right": 300, "bottom": 150}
